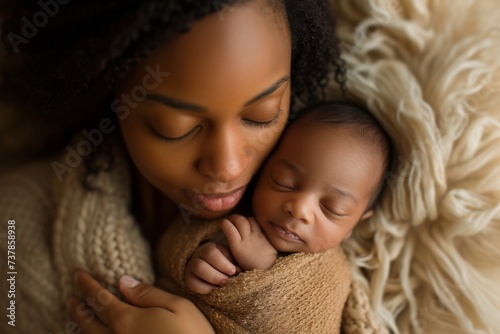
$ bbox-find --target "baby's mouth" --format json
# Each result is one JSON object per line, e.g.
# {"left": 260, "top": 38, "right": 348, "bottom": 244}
{"left": 270, "top": 222, "right": 303, "bottom": 243}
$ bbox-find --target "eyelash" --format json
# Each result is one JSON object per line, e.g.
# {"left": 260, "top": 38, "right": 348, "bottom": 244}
{"left": 242, "top": 108, "right": 283, "bottom": 128}
{"left": 148, "top": 108, "right": 283, "bottom": 143}
{"left": 148, "top": 125, "right": 201, "bottom": 143}
{"left": 272, "top": 179, "right": 345, "bottom": 219}
{"left": 320, "top": 204, "right": 346, "bottom": 218}
{"left": 271, "top": 176, "right": 294, "bottom": 191}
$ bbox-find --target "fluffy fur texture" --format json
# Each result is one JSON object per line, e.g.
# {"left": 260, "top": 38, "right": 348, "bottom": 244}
{"left": 328, "top": 0, "right": 500, "bottom": 333}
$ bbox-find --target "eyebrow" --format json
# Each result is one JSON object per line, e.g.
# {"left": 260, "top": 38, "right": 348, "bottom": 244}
{"left": 325, "top": 185, "right": 359, "bottom": 205}
{"left": 276, "top": 158, "right": 359, "bottom": 205}
{"left": 275, "top": 159, "right": 305, "bottom": 175}
{"left": 243, "top": 76, "right": 290, "bottom": 106}
{"left": 145, "top": 75, "right": 290, "bottom": 112}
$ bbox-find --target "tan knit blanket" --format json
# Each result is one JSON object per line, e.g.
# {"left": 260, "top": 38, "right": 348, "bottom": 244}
{"left": 157, "top": 218, "right": 351, "bottom": 333}
{"left": 0, "top": 141, "right": 385, "bottom": 333}
{"left": 47, "top": 136, "right": 385, "bottom": 333}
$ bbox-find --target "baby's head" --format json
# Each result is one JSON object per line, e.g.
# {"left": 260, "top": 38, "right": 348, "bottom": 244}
{"left": 252, "top": 102, "right": 392, "bottom": 253}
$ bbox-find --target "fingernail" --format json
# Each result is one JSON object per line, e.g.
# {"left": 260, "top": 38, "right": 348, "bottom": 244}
{"left": 120, "top": 275, "right": 140, "bottom": 288}
{"left": 220, "top": 277, "right": 229, "bottom": 286}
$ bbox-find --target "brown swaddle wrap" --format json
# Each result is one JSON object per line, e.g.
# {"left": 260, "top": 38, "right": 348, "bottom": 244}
{"left": 157, "top": 217, "right": 352, "bottom": 334}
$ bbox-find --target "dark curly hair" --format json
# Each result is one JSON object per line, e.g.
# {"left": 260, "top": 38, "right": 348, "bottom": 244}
{"left": 1, "top": 0, "right": 345, "bottom": 186}
{"left": 2, "top": 0, "right": 344, "bottom": 121}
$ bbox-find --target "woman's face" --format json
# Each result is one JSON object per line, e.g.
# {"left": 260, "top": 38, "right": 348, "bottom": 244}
{"left": 117, "top": 0, "right": 292, "bottom": 220}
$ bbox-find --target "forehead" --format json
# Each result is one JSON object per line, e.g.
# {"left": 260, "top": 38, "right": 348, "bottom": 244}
{"left": 275, "top": 120, "right": 383, "bottom": 191}
{"left": 286, "top": 115, "right": 374, "bottom": 146}
{"left": 120, "top": 0, "right": 291, "bottom": 109}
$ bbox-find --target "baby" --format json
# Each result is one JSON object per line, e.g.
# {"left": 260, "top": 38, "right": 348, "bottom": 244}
{"left": 183, "top": 101, "right": 392, "bottom": 291}
{"left": 157, "top": 102, "right": 392, "bottom": 333}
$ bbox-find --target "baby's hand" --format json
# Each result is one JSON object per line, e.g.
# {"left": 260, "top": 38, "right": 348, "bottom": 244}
{"left": 185, "top": 242, "right": 239, "bottom": 294}
{"left": 221, "top": 215, "right": 278, "bottom": 271}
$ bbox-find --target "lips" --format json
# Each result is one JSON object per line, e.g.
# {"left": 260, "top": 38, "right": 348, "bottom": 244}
{"left": 270, "top": 222, "right": 303, "bottom": 243}
{"left": 186, "top": 185, "right": 247, "bottom": 212}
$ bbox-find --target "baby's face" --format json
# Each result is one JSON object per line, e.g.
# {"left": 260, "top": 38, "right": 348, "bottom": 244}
{"left": 252, "top": 119, "right": 384, "bottom": 253}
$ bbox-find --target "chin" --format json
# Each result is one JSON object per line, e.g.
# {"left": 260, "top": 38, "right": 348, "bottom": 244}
{"left": 193, "top": 208, "right": 234, "bottom": 221}
{"left": 269, "top": 238, "right": 302, "bottom": 254}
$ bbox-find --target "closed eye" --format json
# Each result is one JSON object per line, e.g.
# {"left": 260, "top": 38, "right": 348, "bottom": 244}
{"left": 148, "top": 124, "right": 202, "bottom": 143}
{"left": 271, "top": 175, "right": 294, "bottom": 191}
{"left": 242, "top": 108, "right": 283, "bottom": 128}
{"left": 320, "top": 203, "right": 347, "bottom": 218}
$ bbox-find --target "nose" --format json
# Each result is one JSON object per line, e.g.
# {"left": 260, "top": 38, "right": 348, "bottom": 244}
{"left": 197, "top": 126, "right": 248, "bottom": 183}
{"left": 282, "top": 194, "right": 314, "bottom": 223}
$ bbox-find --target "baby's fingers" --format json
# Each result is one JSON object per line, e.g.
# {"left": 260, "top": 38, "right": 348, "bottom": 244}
{"left": 221, "top": 218, "right": 241, "bottom": 245}
{"left": 185, "top": 255, "right": 231, "bottom": 295}
{"left": 247, "top": 217, "right": 263, "bottom": 234}
{"left": 222, "top": 215, "right": 253, "bottom": 244}
{"left": 185, "top": 268, "right": 220, "bottom": 295}
{"left": 200, "top": 242, "right": 237, "bottom": 276}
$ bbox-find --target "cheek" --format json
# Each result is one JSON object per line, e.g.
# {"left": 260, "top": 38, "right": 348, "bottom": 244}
{"left": 318, "top": 221, "right": 353, "bottom": 247}
{"left": 313, "top": 228, "right": 342, "bottom": 251}
{"left": 252, "top": 179, "right": 279, "bottom": 220}
{"left": 119, "top": 118, "right": 194, "bottom": 185}
{"left": 247, "top": 124, "right": 287, "bottom": 161}
{"left": 252, "top": 182, "right": 265, "bottom": 217}
{"left": 245, "top": 91, "right": 290, "bottom": 165}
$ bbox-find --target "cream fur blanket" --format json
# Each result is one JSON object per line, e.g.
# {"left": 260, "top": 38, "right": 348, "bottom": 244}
{"left": 328, "top": 0, "right": 500, "bottom": 333}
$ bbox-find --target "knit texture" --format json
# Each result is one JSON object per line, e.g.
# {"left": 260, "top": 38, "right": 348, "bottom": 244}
{"left": 0, "top": 138, "right": 383, "bottom": 333}
{"left": 51, "top": 135, "right": 155, "bottom": 303}
{"left": 157, "top": 217, "right": 352, "bottom": 334}
{"left": 0, "top": 137, "right": 155, "bottom": 333}
{"left": 0, "top": 160, "right": 66, "bottom": 334}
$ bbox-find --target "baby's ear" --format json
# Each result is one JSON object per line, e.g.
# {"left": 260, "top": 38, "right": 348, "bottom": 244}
{"left": 360, "top": 209, "right": 374, "bottom": 221}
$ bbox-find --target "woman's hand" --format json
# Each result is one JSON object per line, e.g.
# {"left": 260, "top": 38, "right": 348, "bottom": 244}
{"left": 68, "top": 271, "right": 215, "bottom": 334}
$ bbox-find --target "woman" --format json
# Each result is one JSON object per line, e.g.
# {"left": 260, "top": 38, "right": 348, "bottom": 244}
{"left": 0, "top": 0, "right": 345, "bottom": 333}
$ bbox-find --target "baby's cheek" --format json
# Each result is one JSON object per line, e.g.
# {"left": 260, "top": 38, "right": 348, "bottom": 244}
{"left": 317, "top": 226, "right": 343, "bottom": 250}
{"left": 264, "top": 189, "right": 282, "bottom": 216}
